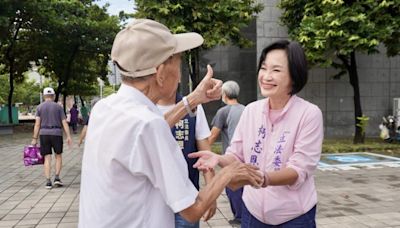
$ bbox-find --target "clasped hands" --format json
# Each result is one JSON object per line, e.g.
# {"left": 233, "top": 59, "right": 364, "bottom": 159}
{"left": 189, "top": 151, "right": 266, "bottom": 190}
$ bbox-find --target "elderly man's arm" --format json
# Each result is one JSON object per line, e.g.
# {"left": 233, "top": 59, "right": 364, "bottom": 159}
{"left": 179, "top": 161, "right": 263, "bottom": 223}
{"left": 164, "top": 65, "right": 222, "bottom": 127}
{"left": 31, "top": 117, "right": 41, "bottom": 145}
{"left": 196, "top": 138, "right": 217, "bottom": 221}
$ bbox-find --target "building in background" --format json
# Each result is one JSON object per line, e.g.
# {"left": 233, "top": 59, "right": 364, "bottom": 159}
{"left": 198, "top": 0, "right": 400, "bottom": 138}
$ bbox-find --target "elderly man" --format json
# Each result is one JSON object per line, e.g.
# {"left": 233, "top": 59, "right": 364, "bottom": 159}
{"left": 31, "top": 87, "right": 72, "bottom": 189}
{"left": 209, "top": 80, "right": 246, "bottom": 225}
{"left": 157, "top": 86, "right": 216, "bottom": 227}
{"left": 78, "top": 19, "right": 263, "bottom": 228}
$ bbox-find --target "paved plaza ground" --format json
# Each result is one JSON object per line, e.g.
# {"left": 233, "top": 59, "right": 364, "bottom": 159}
{"left": 1, "top": 131, "right": 400, "bottom": 228}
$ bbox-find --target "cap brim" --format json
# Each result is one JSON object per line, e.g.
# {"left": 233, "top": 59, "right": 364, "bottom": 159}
{"left": 173, "top": 32, "right": 204, "bottom": 54}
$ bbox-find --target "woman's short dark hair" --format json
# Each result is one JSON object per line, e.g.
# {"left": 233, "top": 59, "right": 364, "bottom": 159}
{"left": 257, "top": 40, "right": 308, "bottom": 95}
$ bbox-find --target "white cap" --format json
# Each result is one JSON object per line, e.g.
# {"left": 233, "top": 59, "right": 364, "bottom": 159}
{"left": 43, "top": 87, "right": 55, "bottom": 95}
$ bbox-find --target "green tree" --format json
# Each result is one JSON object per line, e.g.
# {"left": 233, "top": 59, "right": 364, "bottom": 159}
{"left": 0, "top": 0, "right": 119, "bottom": 121}
{"left": 279, "top": 0, "right": 400, "bottom": 143}
{"left": 0, "top": 73, "right": 9, "bottom": 104}
{"left": 0, "top": 0, "right": 42, "bottom": 123}
{"left": 133, "top": 0, "right": 263, "bottom": 89}
{"left": 0, "top": 73, "right": 40, "bottom": 112}
{"left": 32, "top": 0, "right": 120, "bottom": 110}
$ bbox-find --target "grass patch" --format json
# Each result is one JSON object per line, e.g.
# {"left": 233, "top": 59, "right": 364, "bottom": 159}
{"left": 211, "top": 143, "right": 222, "bottom": 155}
{"left": 323, "top": 138, "right": 400, "bottom": 155}
{"left": 212, "top": 138, "right": 400, "bottom": 155}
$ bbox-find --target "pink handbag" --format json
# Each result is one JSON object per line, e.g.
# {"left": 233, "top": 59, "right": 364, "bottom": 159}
{"left": 23, "top": 145, "right": 44, "bottom": 166}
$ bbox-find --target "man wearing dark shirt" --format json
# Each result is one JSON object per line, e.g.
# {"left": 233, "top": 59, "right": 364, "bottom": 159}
{"left": 32, "top": 87, "right": 72, "bottom": 189}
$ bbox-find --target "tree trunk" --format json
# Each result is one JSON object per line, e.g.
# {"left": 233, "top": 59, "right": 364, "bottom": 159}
{"left": 7, "top": 64, "right": 14, "bottom": 124}
{"left": 339, "top": 52, "right": 364, "bottom": 144}
{"left": 55, "top": 80, "right": 62, "bottom": 102}
{"left": 5, "top": 20, "right": 22, "bottom": 124}
{"left": 79, "top": 96, "right": 85, "bottom": 107}
{"left": 348, "top": 52, "right": 364, "bottom": 144}
{"left": 63, "top": 92, "right": 67, "bottom": 114}
{"left": 55, "top": 44, "right": 79, "bottom": 103}
{"left": 188, "top": 49, "right": 200, "bottom": 91}
{"left": 194, "top": 49, "right": 200, "bottom": 89}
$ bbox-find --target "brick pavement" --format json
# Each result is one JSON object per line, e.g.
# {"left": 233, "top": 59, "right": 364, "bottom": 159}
{"left": 1, "top": 132, "right": 400, "bottom": 227}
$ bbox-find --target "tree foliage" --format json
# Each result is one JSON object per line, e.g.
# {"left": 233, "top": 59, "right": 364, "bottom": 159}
{"left": 280, "top": 0, "right": 399, "bottom": 68}
{"left": 0, "top": 0, "right": 43, "bottom": 123}
{"left": 31, "top": 1, "right": 120, "bottom": 104}
{"left": 0, "top": 0, "right": 120, "bottom": 121}
{"left": 279, "top": 0, "right": 400, "bottom": 143}
{"left": 0, "top": 73, "right": 40, "bottom": 110}
{"left": 133, "top": 0, "right": 263, "bottom": 88}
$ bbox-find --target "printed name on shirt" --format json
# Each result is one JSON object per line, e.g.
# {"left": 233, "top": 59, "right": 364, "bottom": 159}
{"left": 250, "top": 124, "right": 267, "bottom": 167}
{"left": 175, "top": 119, "right": 190, "bottom": 149}
{"left": 273, "top": 131, "right": 290, "bottom": 170}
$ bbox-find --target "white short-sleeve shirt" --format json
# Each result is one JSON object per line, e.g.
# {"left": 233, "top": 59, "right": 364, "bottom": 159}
{"left": 157, "top": 103, "right": 211, "bottom": 140}
{"left": 78, "top": 84, "right": 198, "bottom": 228}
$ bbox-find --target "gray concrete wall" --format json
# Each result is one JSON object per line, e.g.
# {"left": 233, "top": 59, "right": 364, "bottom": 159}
{"left": 305, "top": 51, "right": 400, "bottom": 137}
{"left": 195, "top": 20, "right": 258, "bottom": 124}
{"left": 256, "top": 0, "right": 400, "bottom": 137}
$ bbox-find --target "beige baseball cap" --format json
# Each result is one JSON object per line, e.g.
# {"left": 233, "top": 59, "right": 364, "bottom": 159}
{"left": 111, "top": 19, "right": 204, "bottom": 78}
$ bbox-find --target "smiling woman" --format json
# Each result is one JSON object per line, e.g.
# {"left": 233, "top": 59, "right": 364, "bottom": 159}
{"left": 188, "top": 40, "right": 324, "bottom": 227}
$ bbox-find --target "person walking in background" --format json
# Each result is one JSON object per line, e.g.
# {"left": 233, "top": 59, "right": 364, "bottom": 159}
{"left": 78, "top": 19, "right": 263, "bottom": 228}
{"left": 69, "top": 104, "right": 79, "bottom": 134}
{"left": 157, "top": 88, "right": 217, "bottom": 227}
{"left": 208, "top": 80, "right": 245, "bottom": 225}
{"left": 80, "top": 105, "right": 88, "bottom": 125}
{"left": 190, "top": 40, "right": 324, "bottom": 227}
{"left": 78, "top": 98, "right": 99, "bottom": 147}
{"left": 31, "top": 87, "right": 72, "bottom": 189}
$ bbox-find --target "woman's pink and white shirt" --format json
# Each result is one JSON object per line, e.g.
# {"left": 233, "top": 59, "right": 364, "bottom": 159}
{"left": 226, "top": 95, "right": 324, "bottom": 225}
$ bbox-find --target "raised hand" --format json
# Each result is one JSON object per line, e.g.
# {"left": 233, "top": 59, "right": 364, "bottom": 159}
{"left": 190, "top": 65, "right": 222, "bottom": 104}
{"left": 188, "top": 150, "right": 220, "bottom": 171}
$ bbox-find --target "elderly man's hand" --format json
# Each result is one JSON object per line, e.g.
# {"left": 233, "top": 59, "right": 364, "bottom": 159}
{"left": 190, "top": 65, "right": 222, "bottom": 104}
{"left": 224, "top": 162, "right": 264, "bottom": 191}
{"left": 189, "top": 150, "right": 220, "bottom": 171}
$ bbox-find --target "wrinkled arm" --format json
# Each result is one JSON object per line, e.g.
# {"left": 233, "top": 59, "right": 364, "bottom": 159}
{"left": 179, "top": 166, "right": 232, "bottom": 223}
{"left": 164, "top": 95, "right": 200, "bottom": 128}
{"left": 180, "top": 162, "right": 263, "bottom": 223}
{"left": 197, "top": 138, "right": 215, "bottom": 187}
{"left": 164, "top": 65, "right": 222, "bottom": 127}
{"left": 218, "top": 154, "right": 238, "bottom": 167}
{"left": 196, "top": 139, "right": 215, "bottom": 185}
